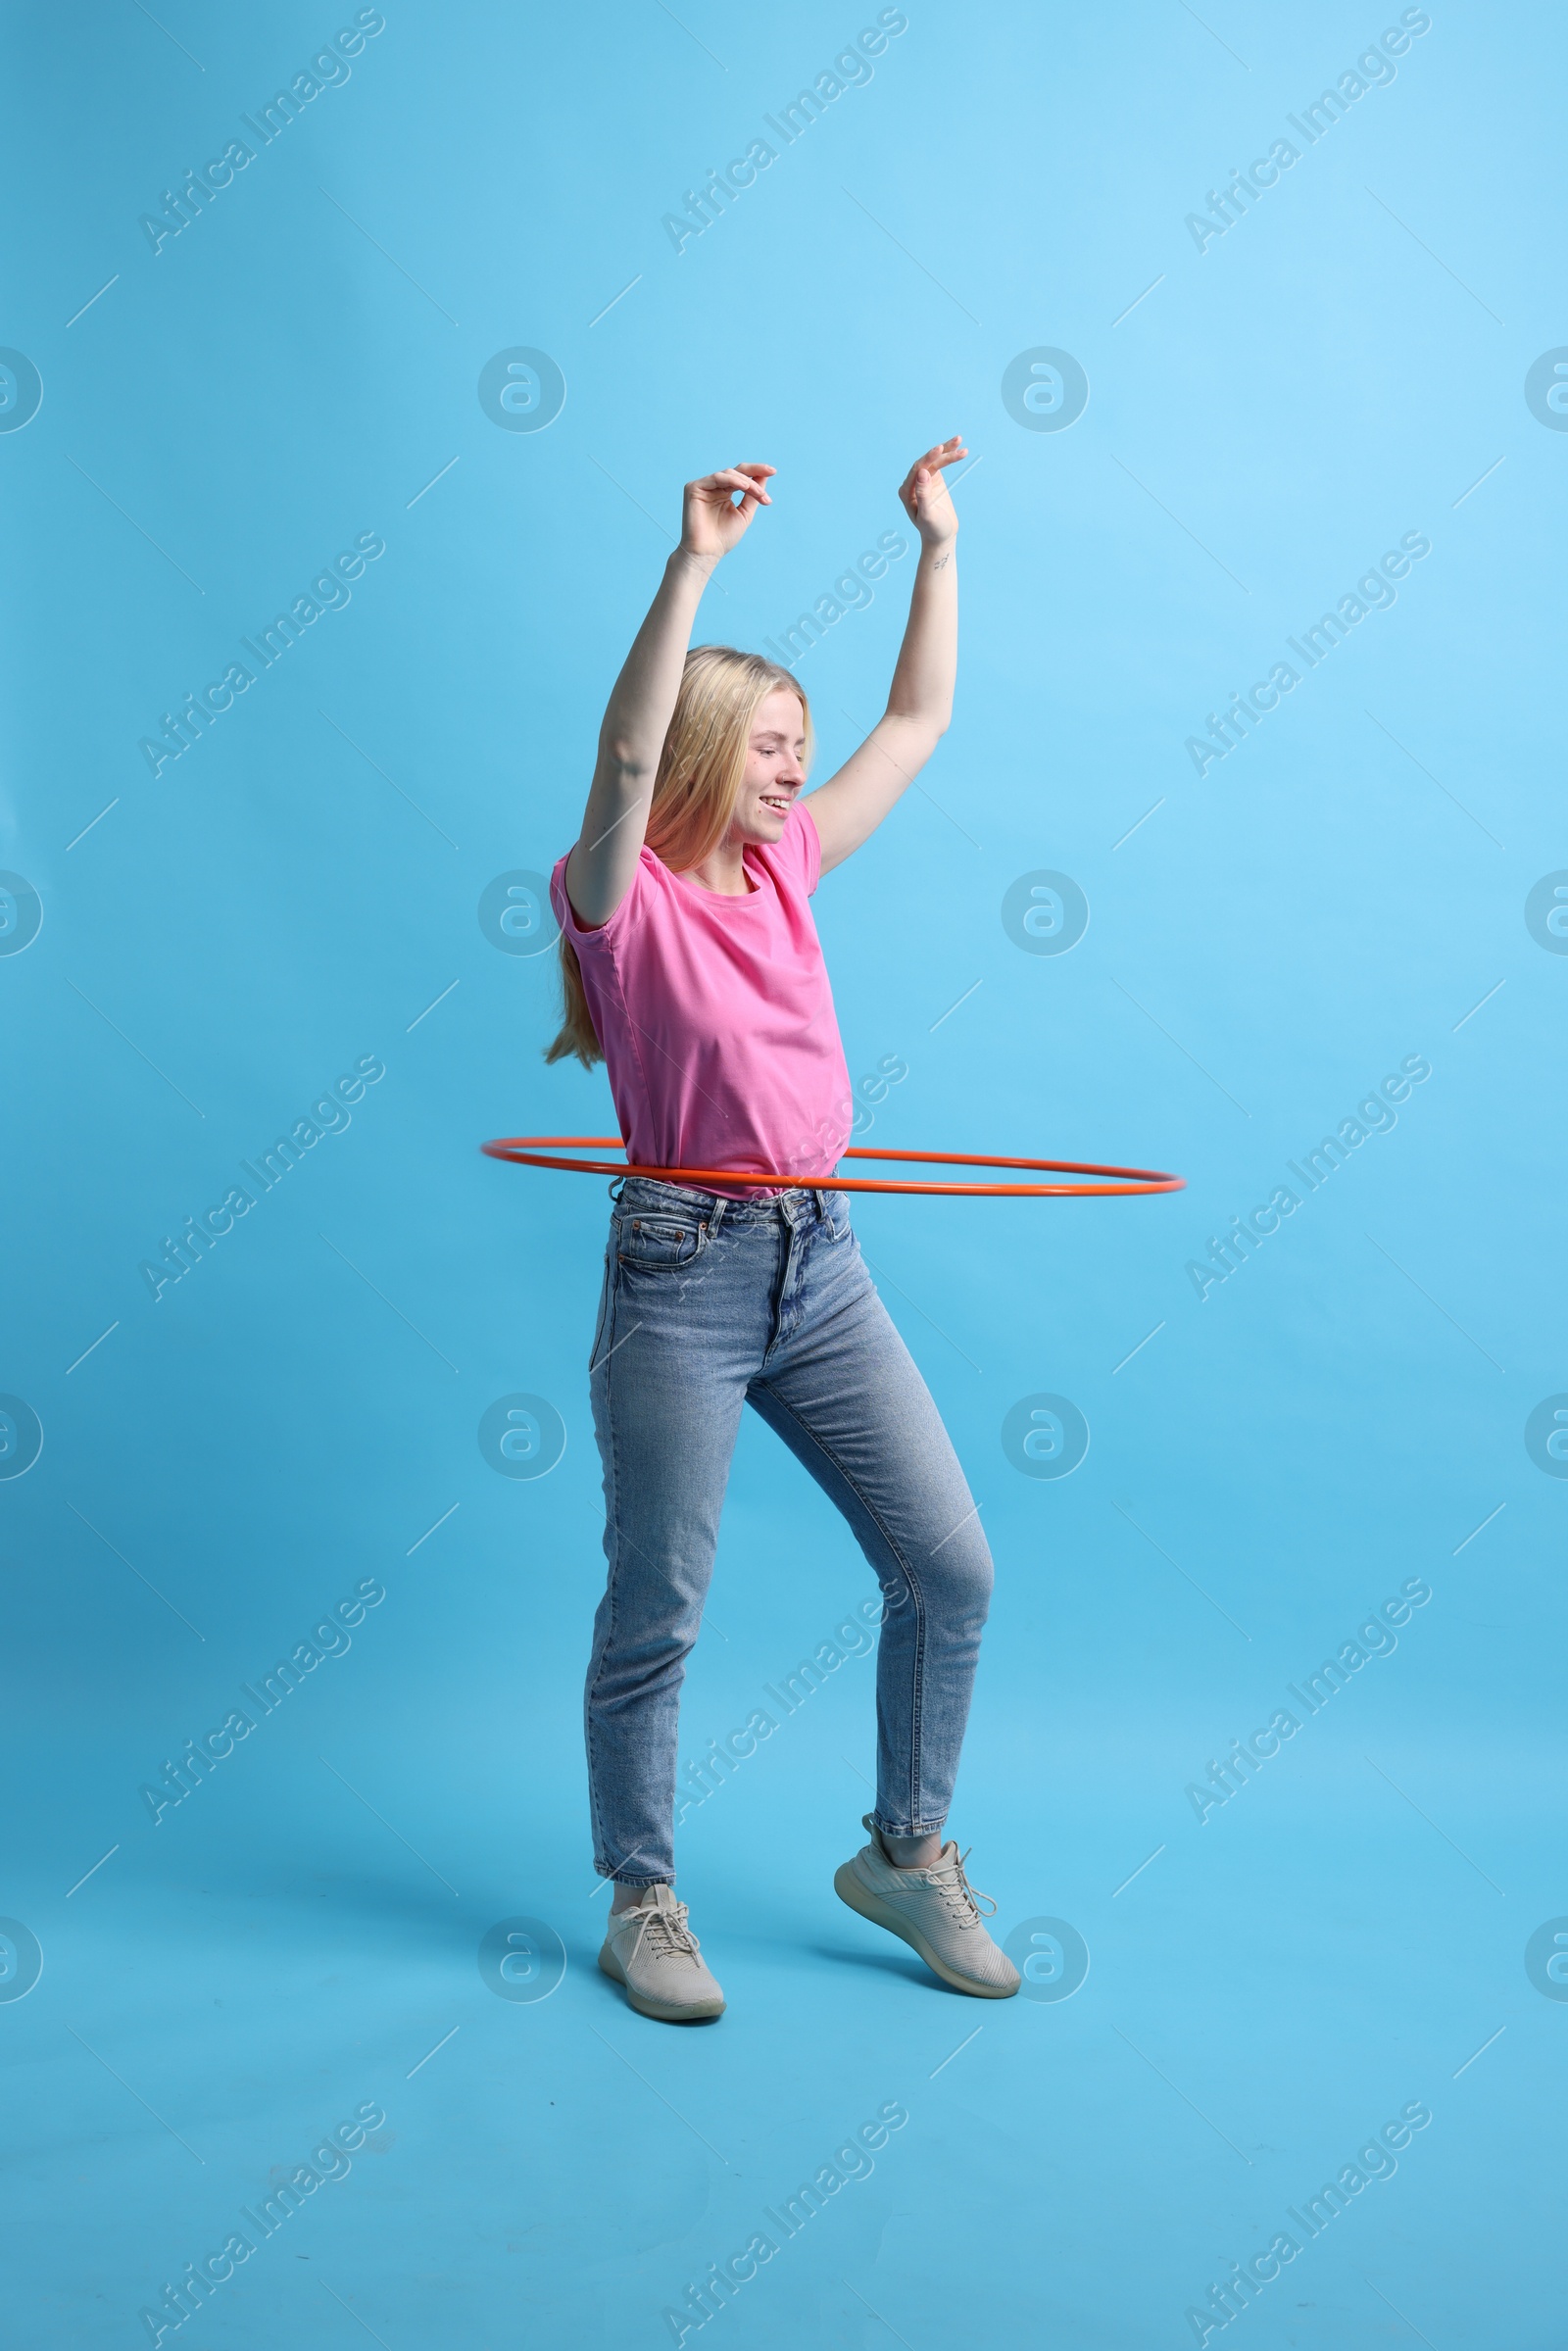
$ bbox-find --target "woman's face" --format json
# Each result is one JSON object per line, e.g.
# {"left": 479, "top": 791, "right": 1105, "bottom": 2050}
{"left": 728, "top": 688, "right": 808, "bottom": 846}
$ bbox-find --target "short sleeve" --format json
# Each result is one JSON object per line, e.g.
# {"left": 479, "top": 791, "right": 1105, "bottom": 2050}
{"left": 549, "top": 850, "right": 652, "bottom": 954}
{"left": 778, "top": 800, "right": 823, "bottom": 897}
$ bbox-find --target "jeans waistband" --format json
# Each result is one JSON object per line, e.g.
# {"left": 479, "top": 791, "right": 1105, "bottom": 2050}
{"left": 612, "top": 1175, "right": 837, "bottom": 1227}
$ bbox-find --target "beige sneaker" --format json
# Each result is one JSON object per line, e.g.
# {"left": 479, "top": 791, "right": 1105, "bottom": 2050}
{"left": 834, "top": 1816, "right": 1020, "bottom": 1997}
{"left": 598, "top": 1885, "right": 726, "bottom": 2023}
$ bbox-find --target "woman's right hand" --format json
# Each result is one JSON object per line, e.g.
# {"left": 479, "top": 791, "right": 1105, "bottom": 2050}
{"left": 679, "top": 464, "right": 775, "bottom": 562}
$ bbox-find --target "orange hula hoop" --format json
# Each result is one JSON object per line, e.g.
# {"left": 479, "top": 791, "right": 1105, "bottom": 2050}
{"left": 480, "top": 1135, "right": 1185, "bottom": 1199}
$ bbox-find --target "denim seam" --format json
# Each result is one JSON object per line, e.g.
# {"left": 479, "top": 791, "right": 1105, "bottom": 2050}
{"left": 615, "top": 1231, "right": 707, "bottom": 1275}
{"left": 748, "top": 1375, "right": 928, "bottom": 1833}
{"left": 585, "top": 1263, "right": 626, "bottom": 1881}
{"left": 589, "top": 1236, "right": 725, "bottom": 1886}
{"left": 760, "top": 1207, "right": 812, "bottom": 1366}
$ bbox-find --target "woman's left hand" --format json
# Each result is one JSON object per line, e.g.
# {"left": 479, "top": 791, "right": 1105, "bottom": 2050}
{"left": 897, "top": 435, "right": 967, "bottom": 548}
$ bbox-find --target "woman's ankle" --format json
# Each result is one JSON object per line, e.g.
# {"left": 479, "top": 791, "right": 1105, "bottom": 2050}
{"left": 611, "top": 1880, "right": 662, "bottom": 1914}
{"left": 881, "top": 1830, "right": 942, "bottom": 1869}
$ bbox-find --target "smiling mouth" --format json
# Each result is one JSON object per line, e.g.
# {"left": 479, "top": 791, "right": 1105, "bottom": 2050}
{"left": 759, "top": 794, "right": 792, "bottom": 812}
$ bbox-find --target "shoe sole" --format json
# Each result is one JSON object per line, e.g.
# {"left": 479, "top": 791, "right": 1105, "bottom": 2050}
{"left": 597, "top": 1942, "right": 725, "bottom": 2024}
{"left": 833, "top": 1864, "right": 1020, "bottom": 1998}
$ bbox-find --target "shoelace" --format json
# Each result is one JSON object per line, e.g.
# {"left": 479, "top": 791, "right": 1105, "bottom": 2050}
{"left": 624, "top": 1899, "right": 701, "bottom": 1967}
{"left": 923, "top": 1847, "right": 998, "bottom": 1931}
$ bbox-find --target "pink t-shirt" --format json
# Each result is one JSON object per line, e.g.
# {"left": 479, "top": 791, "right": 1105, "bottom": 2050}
{"left": 550, "top": 802, "right": 853, "bottom": 1196}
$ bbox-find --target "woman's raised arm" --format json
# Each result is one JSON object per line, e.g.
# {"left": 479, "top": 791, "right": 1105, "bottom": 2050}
{"left": 803, "top": 437, "right": 964, "bottom": 875}
{"left": 564, "top": 464, "right": 774, "bottom": 927}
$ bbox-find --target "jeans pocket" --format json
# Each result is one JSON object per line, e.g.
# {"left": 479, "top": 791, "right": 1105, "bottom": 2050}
{"left": 587, "top": 1251, "right": 613, "bottom": 1368}
{"left": 616, "top": 1211, "right": 710, "bottom": 1271}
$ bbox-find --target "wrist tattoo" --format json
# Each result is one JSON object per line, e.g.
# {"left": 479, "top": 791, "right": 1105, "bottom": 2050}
{"left": 931, "top": 553, "right": 951, "bottom": 569}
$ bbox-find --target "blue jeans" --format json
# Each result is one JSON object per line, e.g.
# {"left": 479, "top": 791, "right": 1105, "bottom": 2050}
{"left": 584, "top": 1177, "right": 994, "bottom": 1886}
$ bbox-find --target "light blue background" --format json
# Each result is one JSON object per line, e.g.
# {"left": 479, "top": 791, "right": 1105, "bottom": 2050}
{"left": 3, "top": 3, "right": 1563, "bottom": 2344}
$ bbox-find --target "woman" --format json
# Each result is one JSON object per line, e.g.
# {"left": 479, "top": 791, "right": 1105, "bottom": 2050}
{"left": 548, "top": 440, "right": 1018, "bottom": 2022}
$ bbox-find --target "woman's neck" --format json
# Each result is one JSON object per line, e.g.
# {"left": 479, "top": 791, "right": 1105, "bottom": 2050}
{"left": 682, "top": 837, "right": 754, "bottom": 896}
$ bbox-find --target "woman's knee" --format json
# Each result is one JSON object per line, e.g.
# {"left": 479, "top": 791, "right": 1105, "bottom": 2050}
{"left": 930, "top": 1519, "right": 994, "bottom": 1622}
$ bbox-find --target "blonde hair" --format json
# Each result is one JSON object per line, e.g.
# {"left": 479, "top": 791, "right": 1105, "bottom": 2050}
{"left": 546, "top": 645, "right": 810, "bottom": 1069}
